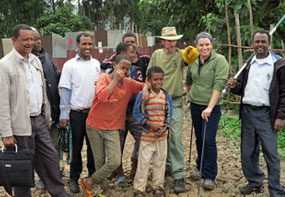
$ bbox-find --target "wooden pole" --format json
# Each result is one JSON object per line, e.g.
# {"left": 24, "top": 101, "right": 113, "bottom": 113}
{"left": 234, "top": 10, "right": 243, "bottom": 68}
{"left": 247, "top": 0, "right": 254, "bottom": 36}
{"left": 225, "top": 2, "right": 232, "bottom": 69}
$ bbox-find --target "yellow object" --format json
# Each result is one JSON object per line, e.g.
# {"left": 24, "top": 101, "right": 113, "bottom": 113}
{"left": 181, "top": 46, "right": 199, "bottom": 64}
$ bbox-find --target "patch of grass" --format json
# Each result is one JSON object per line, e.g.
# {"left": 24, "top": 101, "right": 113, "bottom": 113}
{"left": 219, "top": 114, "right": 240, "bottom": 140}
{"left": 219, "top": 114, "right": 285, "bottom": 159}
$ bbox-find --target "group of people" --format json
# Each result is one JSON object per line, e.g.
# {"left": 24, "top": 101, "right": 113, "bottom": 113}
{"left": 0, "top": 23, "right": 285, "bottom": 197}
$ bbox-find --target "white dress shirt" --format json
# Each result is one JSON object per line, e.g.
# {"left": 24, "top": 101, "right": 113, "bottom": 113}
{"left": 14, "top": 49, "right": 43, "bottom": 116}
{"left": 58, "top": 55, "right": 101, "bottom": 111}
{"left": 243, "top": 53, "right": 275, "bottom": 106}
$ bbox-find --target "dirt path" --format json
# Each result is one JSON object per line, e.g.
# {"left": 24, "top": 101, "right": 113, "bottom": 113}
{"left": 1, "top": 114, "right": 284, "bottom": 196}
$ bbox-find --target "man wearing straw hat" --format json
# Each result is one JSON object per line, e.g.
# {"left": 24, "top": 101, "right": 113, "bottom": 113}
{"left": 148, "top": 26, "right": 197, "bottom": 193}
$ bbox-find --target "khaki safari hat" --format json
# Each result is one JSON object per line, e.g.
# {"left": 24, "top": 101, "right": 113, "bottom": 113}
{"left": 157, "top": 26, "right": 183, "bottom": 41}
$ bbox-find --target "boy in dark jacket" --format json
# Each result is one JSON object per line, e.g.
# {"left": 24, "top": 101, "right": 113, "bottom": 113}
{"left": 132, "top": 66, "right": 173, "bottom": 197}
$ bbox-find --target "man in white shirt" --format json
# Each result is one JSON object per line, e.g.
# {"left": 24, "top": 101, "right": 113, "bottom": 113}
{"left": 59, "top": 32, "right": 101, "bottom": 193}
{"left": 0, "top": 24, "right": 70, "bottom": 197}
{"left": 228, "top": 30, "right": 285, "bottom": 197}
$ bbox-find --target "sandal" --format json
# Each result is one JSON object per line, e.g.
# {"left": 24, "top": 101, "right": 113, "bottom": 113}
{"left": 80, "top": 178, "right": 94, "bottom": 197}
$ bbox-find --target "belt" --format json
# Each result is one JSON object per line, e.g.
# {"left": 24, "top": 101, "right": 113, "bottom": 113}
{"left": 71, "top": 108, "right": 90, "bottom": 113}
{"left": 243, "top": 104, "right": 270, "bottom": 110}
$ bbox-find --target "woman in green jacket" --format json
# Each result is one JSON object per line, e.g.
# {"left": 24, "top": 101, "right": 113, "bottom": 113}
{"left": 186, "top": 32, "right": 229, "bottom": 190}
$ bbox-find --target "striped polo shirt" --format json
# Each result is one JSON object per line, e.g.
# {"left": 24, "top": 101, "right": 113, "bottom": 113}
{"left": 141, "top": 90, "right": 168, "bottom": 142}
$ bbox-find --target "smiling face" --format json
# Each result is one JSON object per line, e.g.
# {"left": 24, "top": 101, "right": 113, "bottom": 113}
{"left": 148, "top": 72, "right": 164, "bottom": 93}
{"left": 123, "top": 36, "right": 137, "bottom": 47}
{"left": 12, "top": 29, "right": 34, "bottom": 58}
{"left": 196, "top": 37, "right": 213, "bottom": 60}
{"left": 252, "top": 32, "right": 270, "bottom": 58}
{"left": 78, "top": 35, "right": 93, "bottom": 60}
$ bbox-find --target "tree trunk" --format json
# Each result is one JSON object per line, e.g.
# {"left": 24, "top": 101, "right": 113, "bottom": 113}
{"left": 247, "top": 0, "right": 254, "bottom": 36}
{"left": 225, "top": 3, "right": 232, "bottom": 71}
{"left": 234, "top": 10, "right": 243, "bottom": 68}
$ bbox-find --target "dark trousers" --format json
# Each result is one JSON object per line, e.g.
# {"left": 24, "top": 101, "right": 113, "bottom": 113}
{"left": 14, "top": 115, "right": 67, "bottom": 197}
{"left": 190, "top": 103, "right": 221, "bottom": 180}
{"left": 69, "top": 110, "right": 95, "bottom": 181}
{"left": 241, "top": 105, "right": 283, "bottom": 196}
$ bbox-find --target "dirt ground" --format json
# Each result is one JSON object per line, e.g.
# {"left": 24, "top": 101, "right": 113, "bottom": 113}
{"left": 1, "top": 112, "right": 285, "bottom": 197}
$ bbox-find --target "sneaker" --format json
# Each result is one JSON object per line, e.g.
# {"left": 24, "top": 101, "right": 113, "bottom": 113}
{"left": 190, "top": 169, "right": 201, "bottom": 181}
{"left": 153, "top": 187, "right": 165, "bottom": 197}
{"left": 174, "top": 178, "right": 187, "bottom": 193}
{"left": 69, "top": 179, "right": 80, "bottom": 193}
{"left": 239, "top": 183, "right": 264, "bottom": 195}
{"left": 133, "top": 190, "right": 145, "bottom": 197}
{"left": 202, "top": 179, "right": 215, "bottom": 190}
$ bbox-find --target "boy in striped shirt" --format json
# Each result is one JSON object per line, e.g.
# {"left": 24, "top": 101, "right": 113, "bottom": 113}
{"left": 132, "top": 66, "right": 173, "bottom": 197}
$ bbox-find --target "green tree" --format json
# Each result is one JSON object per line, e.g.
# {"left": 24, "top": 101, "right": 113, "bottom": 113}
{"left": 0, "top": 0, "right": 47, "bottom": 37}
{"left": 36, "top": 2, "right": 92, "bottom": 36}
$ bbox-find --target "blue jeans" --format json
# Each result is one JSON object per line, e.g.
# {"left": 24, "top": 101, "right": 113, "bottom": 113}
{"left": 190, "top": 103, "right": 221, "bottom": 180}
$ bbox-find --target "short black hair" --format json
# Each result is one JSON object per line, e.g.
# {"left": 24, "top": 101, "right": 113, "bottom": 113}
{"left": 114, "top": 54, "right": 130, "bottom": 65}
{"left": 252, "top": 30, "right": 271, "bottom": 43}
{"left": 76, "top": 32, "right": 93, "bottom": 44}
{"left": 116, "top": 42, "right": 129, "bottom": 54}
{"left": 116, "top": 42, "right": 136, "bottom": 55}
{"left": 12, "top": 24, "right": 32, "bottom": 38}
{"left": 146, "top": 66, "right": 164, "bottom": 79}
{"left": 122, "top": 32, "right": 137, "bottom": 42}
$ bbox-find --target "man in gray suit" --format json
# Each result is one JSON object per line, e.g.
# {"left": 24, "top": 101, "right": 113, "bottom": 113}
{"left": 0, "top": 24, "right": 70, "bottom": 197}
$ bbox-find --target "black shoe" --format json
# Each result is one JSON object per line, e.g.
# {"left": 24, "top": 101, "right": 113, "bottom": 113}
{"left": 153, "top": 187, "right": 165, "bottom": 197}
{"left": 174, "top": 178, "right": 187, "bottom": 193}
{"left": 239, "top": 184, "right": 264, "bottom": 195}
{"left": 69, "top": 179, "right": 80, "bottom": 193}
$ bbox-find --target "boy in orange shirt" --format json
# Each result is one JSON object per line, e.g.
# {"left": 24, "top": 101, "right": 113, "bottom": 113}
{"left": 80, "top": 55, "right": 144, "bottom": 196}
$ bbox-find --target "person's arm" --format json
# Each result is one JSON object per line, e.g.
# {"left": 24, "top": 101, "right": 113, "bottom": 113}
{"left": 132, "top": 92, "right": 150, "bottom": 132}
{"left": 274, "top": 60, "right": 285, "bottom": 130}
{"left": 58, "top": 62, "right": 73, "bottom": 127}
{"left": 95, "top": 70, "right": 125, "bottom": 103}
{"left": 59, "top": 87, "right": 71, "bottom": 128}
{"left": 201, "top": 55, "right": 229, "bottom": 121}
{"left": 185, "top": 65, "right": 193, "bottom": 92}
{"left": 0, "top": 66, "right": 16, "bottom": 146}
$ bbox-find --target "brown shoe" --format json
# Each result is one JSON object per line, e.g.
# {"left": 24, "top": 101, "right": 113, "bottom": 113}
{"left": 80, "top": 178, "right": 94, "bottom": 197}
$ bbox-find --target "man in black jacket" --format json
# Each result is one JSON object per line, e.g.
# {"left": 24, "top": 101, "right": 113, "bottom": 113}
{"left": 31, "top": 28, "right": 60, "bottom": 142}
{"left": 228, "top": 30, "right": 285, "bottom": 197}
{"left": 31, "top": 28, "right": 62, "bottom": 190}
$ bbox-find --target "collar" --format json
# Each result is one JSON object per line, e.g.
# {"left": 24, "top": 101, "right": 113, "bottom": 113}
{"left": 199, "top": 53, "right": 212, "bottom": 66}
{"left": 251, "top": 53, "right": 274, "bottom": 66}
{"left": 13, "top": 48, "right": 32, "bottom": 63}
